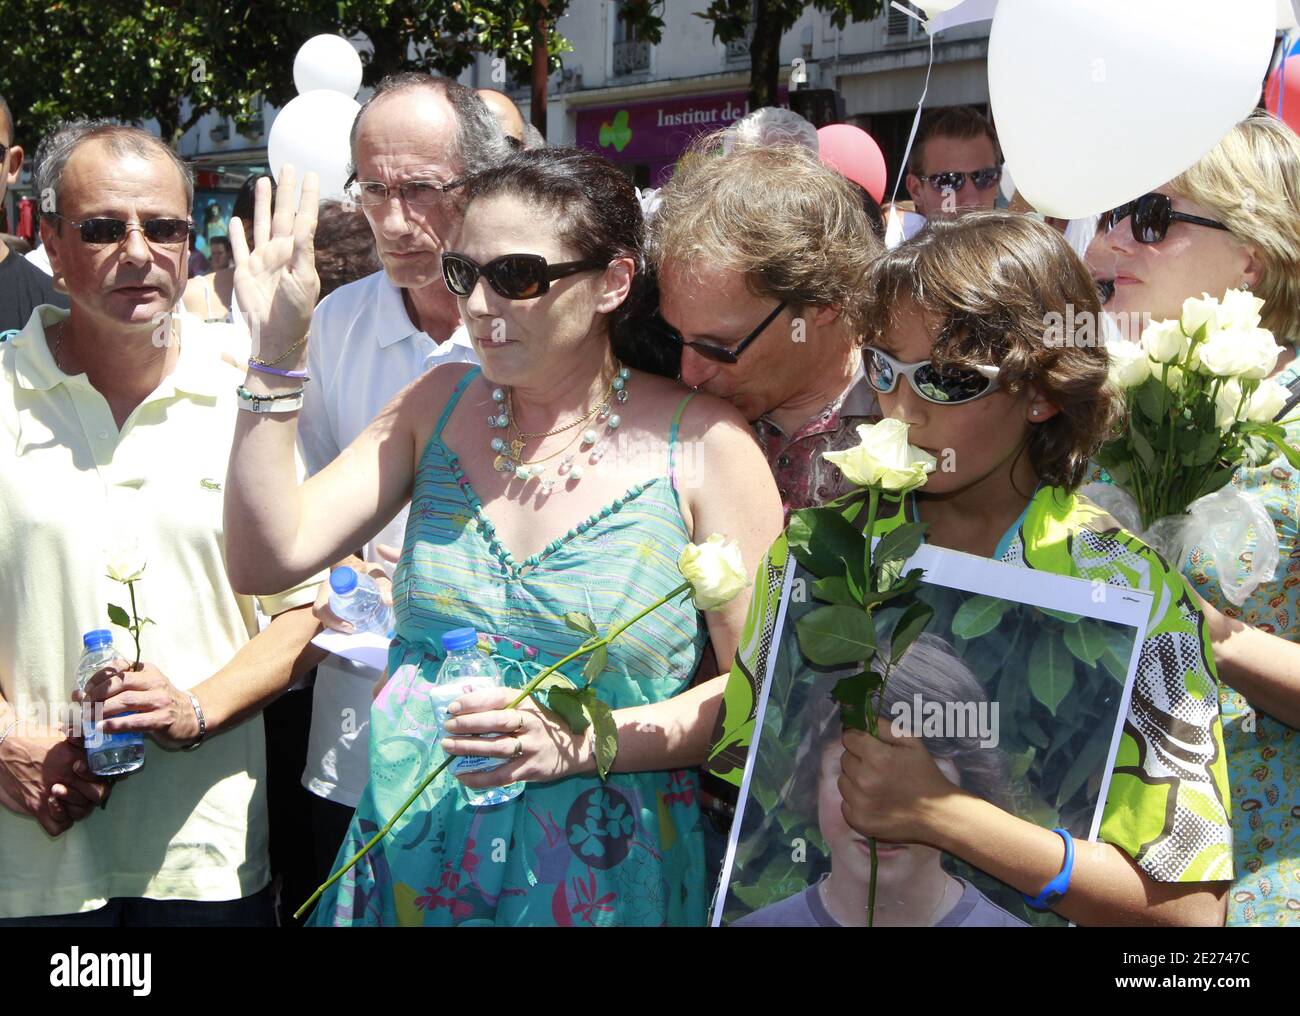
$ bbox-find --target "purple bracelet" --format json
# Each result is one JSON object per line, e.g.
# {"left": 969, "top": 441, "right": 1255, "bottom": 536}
{"left": 247, "top": 360, "right": 310, "bottom": 380}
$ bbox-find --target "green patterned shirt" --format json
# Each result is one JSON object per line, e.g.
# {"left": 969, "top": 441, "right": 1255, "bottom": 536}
{"left": 708, "top": 486, "right": 1233, "bottom": 884}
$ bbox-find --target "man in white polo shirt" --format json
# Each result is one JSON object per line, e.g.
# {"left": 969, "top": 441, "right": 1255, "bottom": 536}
{"left": 297, "top": 73, "right": 511, "bottom": 880}
{"left": 0, "top": 121, "right": 323, "bottom": 926}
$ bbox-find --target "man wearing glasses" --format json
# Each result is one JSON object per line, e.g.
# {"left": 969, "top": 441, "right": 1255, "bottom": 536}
{"left": 651, "top": 141, "right": 884, "bottom": 857}
{"left": 900, "top": 106, "right": 1003, "bottom": 240}
{"left": 296, "top": 74, "right": 512, "bottom": 886}
{"left": 0, "top": 121, "right": 324, "bottom": 926}
{"left": 0, "top": 94, "right": 67, "bottom": 338}
{"left": 653, "top": 142, "right": 882, "bottom": 520}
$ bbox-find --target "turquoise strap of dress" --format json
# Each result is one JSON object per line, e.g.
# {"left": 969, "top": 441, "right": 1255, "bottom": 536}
{"left": 667, "top": 392, "right": 696, "bottom": 493}
{"left": 434, "top": 366, "right": 482, "bottom": 439}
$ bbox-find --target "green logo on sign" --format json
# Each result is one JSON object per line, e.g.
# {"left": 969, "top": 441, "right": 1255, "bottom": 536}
{"left": 599, "top": 110, "right": 632, "bottom": 153}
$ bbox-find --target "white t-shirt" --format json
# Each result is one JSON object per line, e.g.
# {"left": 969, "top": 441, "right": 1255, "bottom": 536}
{"left": 298, "top": 270, "right": 476, "bottom": 807}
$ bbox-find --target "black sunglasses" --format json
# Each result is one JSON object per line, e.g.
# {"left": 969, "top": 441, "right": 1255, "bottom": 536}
{"left": 50, "top": 212, "right": 194, "bottom": 247}
{"left": 865, "top": 348, "right": 1001, "bottom": 406}
{"left": 919, "top": 167, "right": 1003, "bottom": 192}
{"left": 1102, "top": 192, "right": 1230, "bottom": 245}
{"left": 656, "top": 301, "right": 789, "bottom": 365}
{"left": 442, "top": 251, "right": 606, "bottom": 300}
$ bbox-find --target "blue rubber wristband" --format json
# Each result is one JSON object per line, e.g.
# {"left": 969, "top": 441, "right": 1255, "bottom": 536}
{"left": 1022, "top": 827, "right": 1074, "bottom": 911}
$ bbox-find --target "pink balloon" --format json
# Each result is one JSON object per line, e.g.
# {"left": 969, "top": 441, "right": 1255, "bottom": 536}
{"left": 816, "top": 124, "right": 888, "bottom": 204}
{"left": 1266, "top": 55, "right": 1300, "bottom": 135}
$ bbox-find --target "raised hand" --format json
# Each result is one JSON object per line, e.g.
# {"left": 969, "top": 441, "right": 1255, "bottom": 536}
{"left": 229, "top": 165, "right": 321, "bottom": 367}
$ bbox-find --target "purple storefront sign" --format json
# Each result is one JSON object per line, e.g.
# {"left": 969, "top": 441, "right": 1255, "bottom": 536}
{"left": 575, "top": 89, "right": 788, "bottom": 185}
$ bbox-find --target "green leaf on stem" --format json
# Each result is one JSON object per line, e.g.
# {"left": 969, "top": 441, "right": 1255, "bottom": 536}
{"left": 950, "top": 595, "right": 1011, "bottom": 640}
{"left": 564, "top": 611, "right": 597, "bottom": 636}
{"left": 1028, "top": 632, "right": 1072, "bottom": 715}
{"left": 873, "top": 523, "right": 926, "bottom": 575}
{"left": 796, "top": 605, "right": 877, "bottom": 667}
{"left": 1130, "top": 428, "right": 1157, "bottom": 469}
{"left": 581, "top": 644, "right": 609, "bottom": 684}
{"left": 811, "top": 576, "right": 858, "bottom": 607}
{"left": 1181, "top": 430, "right": 1221, "bottom": 468}
{"left": 1038, "top": 607, "right": 1082, "bottom": 624}
{"left": 787, "top": 507, "right": 866, "bottom": 586}
{"left": 1136, "top": 379, "right": 1166, "bottom": 424}
{"left": 107, "top": 603, "right": 131, "bottom": 629}
{"left": 543, "top": 686, "right": 590, "bottom": 736}
{"left": 583, "top": 693, "right": 619, "bottom": 780}
{"left": 832, "top": 670, "right": 883, "bottom": 731}
{"left": 889, "top": 600, "right": 935, "bottom": 665}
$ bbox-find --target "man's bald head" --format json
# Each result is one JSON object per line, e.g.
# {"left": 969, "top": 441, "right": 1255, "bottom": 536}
{"left": 477, "top": 89, "right": 526, "bottom": 144}
{"left": 348, "top": 72, "right": 512, "bottom": 178}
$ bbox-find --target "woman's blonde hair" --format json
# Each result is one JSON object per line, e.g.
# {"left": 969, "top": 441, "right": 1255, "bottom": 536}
{"left": 649, "top": 135, "right": 880, "bottom": 336}
{"left": 1170, "top": 113, "right": 1300, "bottom": 340}
{"left": 862, "top": 211, "right": 1122, "bottom": 492}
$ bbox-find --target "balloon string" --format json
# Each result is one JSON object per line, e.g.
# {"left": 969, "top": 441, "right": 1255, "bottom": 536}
{"left": 1282, "top": 31, "right": 1291, "bottom": 124}
{"left": 885, "top": 23, "right": 936, "bottom": 247}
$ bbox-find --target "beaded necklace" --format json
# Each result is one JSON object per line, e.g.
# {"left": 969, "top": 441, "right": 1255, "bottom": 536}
{"left": 487, "top": 366, "right": 631, "bottom": 495}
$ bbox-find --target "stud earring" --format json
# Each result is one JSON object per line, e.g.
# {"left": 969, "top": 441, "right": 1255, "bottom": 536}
{"left": 1242, "top": 281, "right": 1251, "bottom": 291}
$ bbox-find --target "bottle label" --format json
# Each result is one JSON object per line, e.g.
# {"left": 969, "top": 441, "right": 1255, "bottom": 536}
{"left": 83, "top": 713, "right": 143, "bottom": 749}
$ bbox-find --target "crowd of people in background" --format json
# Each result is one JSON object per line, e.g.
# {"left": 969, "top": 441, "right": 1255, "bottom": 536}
{"left": 0, "top": 69, "right": 1296, "bottom": 929}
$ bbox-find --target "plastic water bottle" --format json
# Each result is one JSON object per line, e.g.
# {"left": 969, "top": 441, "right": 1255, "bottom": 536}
{"left": 77, "top": 630, "right": 145, "bottom": 777}
{"left": 328, "top": 566, "right": 395, "bottom": 637}
{"left": 429, "top": 628, "right": 524, "bottom": 807}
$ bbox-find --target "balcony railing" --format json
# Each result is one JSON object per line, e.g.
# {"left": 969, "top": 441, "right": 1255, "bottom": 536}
{"left": 613, "top": 39, "right": 651, "bottom": 75}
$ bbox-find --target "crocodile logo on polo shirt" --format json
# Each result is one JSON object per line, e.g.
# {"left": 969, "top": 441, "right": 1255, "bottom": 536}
{"left": 200, "top": 478, "right": 222, "bottom": 491}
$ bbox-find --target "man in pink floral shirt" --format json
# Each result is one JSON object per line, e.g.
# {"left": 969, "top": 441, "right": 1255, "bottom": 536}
{"left": 651, "top": 143, "right": 881, "bottom": 520}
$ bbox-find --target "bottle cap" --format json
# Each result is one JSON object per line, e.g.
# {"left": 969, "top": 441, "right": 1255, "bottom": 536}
{"left": 329, "top": 566, "right": 359, "bottom": 595}
{"left": 82, "top": 629, "right": 113, "bottom": 650}
{"left": 440, "top": 627, "right": 479, "bottom": 652}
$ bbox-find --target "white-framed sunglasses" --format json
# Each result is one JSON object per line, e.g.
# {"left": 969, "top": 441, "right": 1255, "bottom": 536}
{"left": 865, "top": 348, "right": 1001, "bottom": 405}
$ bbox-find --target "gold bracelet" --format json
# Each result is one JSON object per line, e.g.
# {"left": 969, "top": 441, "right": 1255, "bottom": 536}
{"left": 249, "top": 331, "right": 308, "bottom": 368}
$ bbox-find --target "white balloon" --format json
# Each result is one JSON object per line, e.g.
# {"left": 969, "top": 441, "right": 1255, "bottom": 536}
{"left": 999, "top": 162, "right": 1016, "bottom": 203}
{"left": 268, "top": 90, "right": 361, "bottom": 203}
{"left": 293, "top": 34, "right": 363, "bottom": 98}
{"left": 914, "top": 0, "right": 966, "bottom": 15}
{"left": 989, "top": 0, "right": 1276, "bottom": 219}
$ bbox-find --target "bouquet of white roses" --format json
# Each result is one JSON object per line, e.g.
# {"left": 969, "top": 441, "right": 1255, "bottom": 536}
{"left": 1094, "top": 289, "right": 1300, "bottom": 602}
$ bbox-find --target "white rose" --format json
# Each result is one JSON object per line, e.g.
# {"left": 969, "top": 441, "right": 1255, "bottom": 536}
{"left": 677, "top": 534, "right": 748, "bottom": 611}
{"left": 822, "top": 419, "right": 937, "bottom": 494}
{"left": 1198, "top": 327, "right": 1282, "bottom": 379}
{"left": 1140, "top": 318, "right": 1189, "bottom": 365}
{"left": 1181, "top": 293, "right": 1219, "bottom": 338}
{"left": 1213, "top": 379, "right": 1248, "bottom": 432}
{"left": 104, "top": 536, "right": 147, "bottom": 584}
{"left": 1106, "top": 340, "right": 1151, "bottom": 388}
{"left": 1215, "top": 288, "right": 1265, "bottom": 332}
{"left": 1244, "top": 379, "right": 1289, "bottom": 423}
{"left": 1235, "top": 327, "right": 1283, "bottom": 381}
{"left": 1162, "top": 364, "right": 1185, "bottom": 393}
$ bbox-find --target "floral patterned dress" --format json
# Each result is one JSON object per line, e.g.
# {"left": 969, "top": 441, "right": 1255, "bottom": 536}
{"left": 309, "top": 369, "right": 708, "bottom": 926}
{"left": 1180, "top": 360, "right": 1300, "bottom": 926}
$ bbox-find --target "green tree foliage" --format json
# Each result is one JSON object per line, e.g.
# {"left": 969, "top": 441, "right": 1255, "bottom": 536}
{"left": 0, "top": 1, "right": 575, "bottom": 148}
{"left": 696, "top": 0, "right": 886, "bottom": 110}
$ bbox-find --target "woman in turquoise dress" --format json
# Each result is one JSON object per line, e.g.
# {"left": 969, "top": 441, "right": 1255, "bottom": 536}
{"left": 221, "top": 149, "right": 783, "bottom": 925}
{"left": 1087, "top": 113, "right": 1300, "bottom": 924}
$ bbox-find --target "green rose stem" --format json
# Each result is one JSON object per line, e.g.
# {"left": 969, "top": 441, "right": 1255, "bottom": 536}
{"left": 126, "top": 581, "right": 143, "bottom": 669}
{"left": 294, "top": 579, "right": 695, "bottom": 921}
{"left": 862, "top": 485, "right": 882, "bottom": 929}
